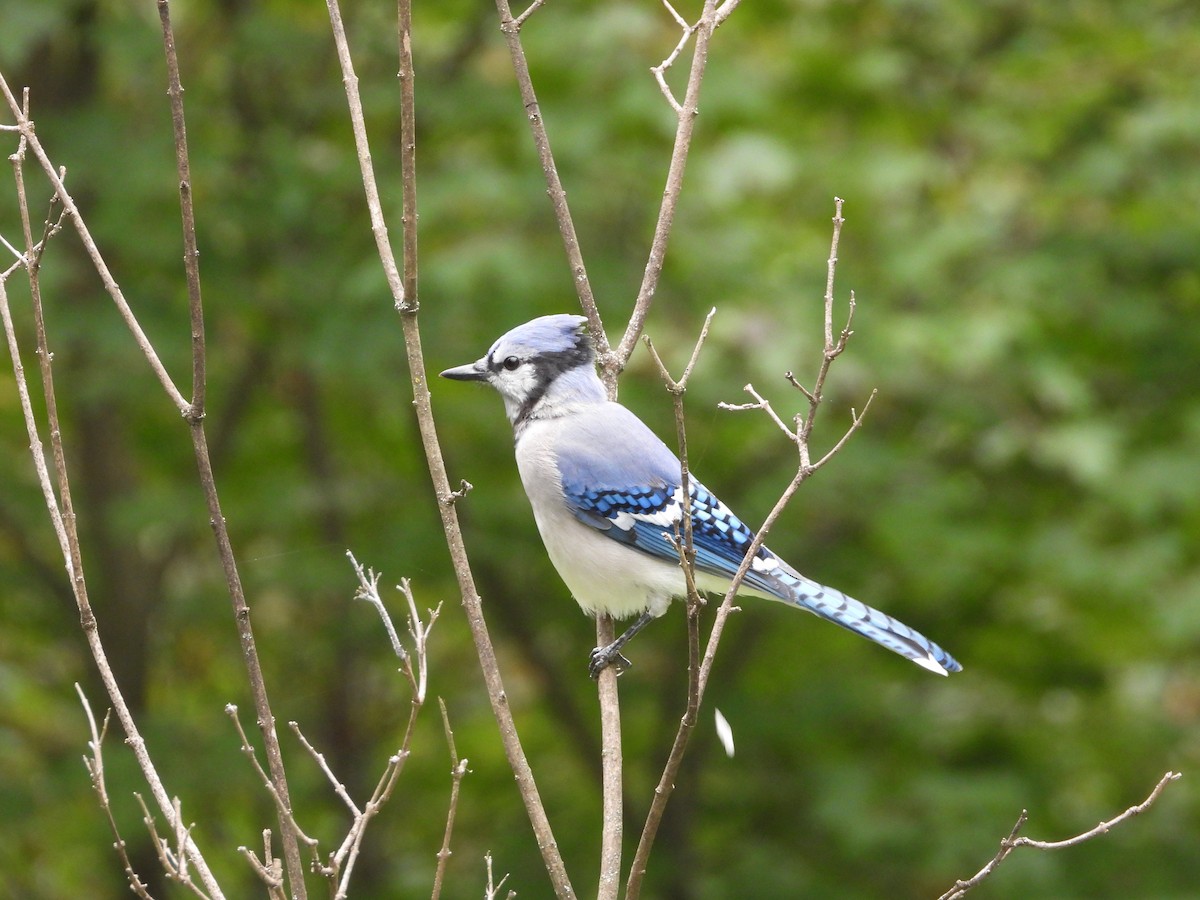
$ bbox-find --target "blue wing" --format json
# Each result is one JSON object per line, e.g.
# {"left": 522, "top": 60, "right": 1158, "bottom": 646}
{"left": 565, "top": 475, "right": 769, "bottom": 579}
{"left": 554, "top": 403, "right": 962, "bottom": 675}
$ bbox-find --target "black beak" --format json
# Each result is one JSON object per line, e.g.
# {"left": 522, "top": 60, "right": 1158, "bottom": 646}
{"left": 439, "top": 359, "right": 489, "bottom": 381}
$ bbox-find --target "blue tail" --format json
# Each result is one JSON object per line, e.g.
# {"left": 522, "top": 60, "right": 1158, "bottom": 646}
{"left": 745, "top": 550, "right": 962, "bottom": 675}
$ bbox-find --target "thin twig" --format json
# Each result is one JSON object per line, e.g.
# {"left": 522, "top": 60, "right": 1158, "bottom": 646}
{"left": 0, "top": 73, "right": 189, "bottom": 411}
{"left": 155, "top": 0, "right": 206, "bottom": 418}
{"left": 75, "top": 686, "right": 156, "bottom": 900}
{"left": 237, "top": 833, "right": 287, "bottom": 900}
{"left": 484, "top": 852, "right": 515, "bottom": 900}
{"left": 226, "top": 706, "right": 320, "bottom": 850}
{"left": 650, "top": 2, "right": 695, "bottom": 113}
{"left": 795, "top": 197, "right": 852, "bottom": 465}
{"left": 291, "top": 562, "right": 438, "bottom": 897}
{"left": 349, "top": 552, "right": 408, "bottom": 662}
{"left": 625, "top": 313, "right": 721, "bottom": 900}
{"left": 397, "top": 0, "right": 419, "bottom": 313}
{"left": 938, "top": 771, "right": 1182, "bottom": 900}
{"left": 718, "top": 383, "right": 797, "bottom": 441}
{"left": 512, "top": 0, "right": 547, "bottom": 29}
{"left": 432, "top": 699, "right": 470, "bottom": 900}
{"left": 134, "top": 794, "right": 213, "bottom": 900}
{"left": 291, "top": 722, "right": 362, "bottom": 819}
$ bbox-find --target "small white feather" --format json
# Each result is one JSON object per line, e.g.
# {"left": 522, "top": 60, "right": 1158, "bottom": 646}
{"left": 714, "top": 707, "right": 735, "bottom": 758}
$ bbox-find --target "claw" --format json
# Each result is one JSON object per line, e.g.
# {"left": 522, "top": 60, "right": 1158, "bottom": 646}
{"left": 589, "top": 646, "right": 632, "bottom": 679}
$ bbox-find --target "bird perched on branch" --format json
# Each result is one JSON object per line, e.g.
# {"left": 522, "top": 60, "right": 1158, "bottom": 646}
{"left": 441, "top": 314, "right": 961, "bottom": 678}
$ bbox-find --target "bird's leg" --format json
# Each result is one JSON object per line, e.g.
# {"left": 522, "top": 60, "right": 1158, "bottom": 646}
{"left": 589, "top": 610, "right": 656, "bottom": 679}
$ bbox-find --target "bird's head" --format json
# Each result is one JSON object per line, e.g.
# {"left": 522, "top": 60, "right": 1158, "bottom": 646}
{"left": 440, "top": 314, "right": 605, "bottom": 429}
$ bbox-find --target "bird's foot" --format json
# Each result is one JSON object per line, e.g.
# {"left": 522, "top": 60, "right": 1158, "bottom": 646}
{"left": 589, "top": 645, "right": 632, "bottom": 680}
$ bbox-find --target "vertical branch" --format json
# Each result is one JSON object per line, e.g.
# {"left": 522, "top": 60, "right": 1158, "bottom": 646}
{"left": 154, "top": 5, "right": 307, "bottom": 895}
{"left": 156, "top": 0, "right": 205, "bottom": 411}
{"left": 795, "top": 197, "right": 851, "bottom": 465}
{"left": 432, "top": 699, "right": 470, "bottom": 900}
{"left": 595, "top": 614, "right": 622, "bottom": 900}
{"left": 625, "top": 311, "right": 715, "bottom": 900}
{"left": 324, "top": 3, "right": 575, "bottom": 896}
{"left": 397, "top": 0, "right": 419, "bottom": 312}
{"left": 492, "top": 0, "right": 606, "bottom": 360}
{"left": 490, "top": 4, "right": 741, "bottom": 893}
{"left": 612, "top": 0, "right": 730, "bottom": 375}
{"left": 324, "top": 0, "right": 407, "bottom": 310}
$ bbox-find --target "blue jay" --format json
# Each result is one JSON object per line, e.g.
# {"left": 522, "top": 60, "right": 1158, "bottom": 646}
{"left": 441, "top": 314, "right": 961, "bottom": 678}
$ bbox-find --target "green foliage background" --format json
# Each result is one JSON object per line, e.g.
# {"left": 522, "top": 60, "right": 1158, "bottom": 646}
{"left": 1, "top": 1, "right": 1198, "bottom": 897}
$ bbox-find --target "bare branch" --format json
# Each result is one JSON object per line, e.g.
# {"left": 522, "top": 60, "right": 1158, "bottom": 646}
{"left": 152, "top": 8, "right": 308, "bottom": 891}
{"left": 718, "top": 383, "right": 797, "bottom": 442}
{"left": 155, "top": 0, "right": 206, "bottom": 418}
{"left": 237, "top": 834, "right": 287, "bottom": 900}
{"left": 0, "top": 229, "right": 26, "bottom": 266}
{"left": 432, "top": 699, "right": 470, "bottom": 900}
{"left": 644, "top": 307, "right": 716, "bottom": 394}
{"left": 484, "top": 852, "right": 515, "bottom": 900}
{"left": 650, "top": 2, "right": 695, "bottom": 113}
{"left": 939, "top": 771, "right": 1182, "bottom": 900}
{"left": 795, "top": 197, "right": 854, "bottom": 464}
{"left": 75, "top": 687, "right": 156, "bottom": 900}
{"left": 512, "top": 0, "right": 548, "bottom": 30}
{"left": 133, "top": 794, "right": 213, "bottom": 900}
{"left": 226, "top": 705, "right": 320, "bottom": 851}
{"left": 348, "top": 552, "right": 408, "bottom": 662}
{"left": 626, "top": 312, "right": 725, "bottom": 899}
{"left": 714, "top": 0, "right": 742, "bottom": 26}
{"left": 594, "top": 613, "right": 623, "bottom": 900}
{"left": 326, "top": 3, "right": 576, "bottom": 894}
{"left": 719, "top": 200, "right": 873, "bottom": 480}
{"left": 324, "top": 0, "right": 407, "bottom": 311}
{"left": 808, "top": 389, "right": 877, "bottom": 472}
{"left": 1, "top": 137, "right": 224, "bottom": 897}
{"left": 629, "top": 208, "right": 867, "bottom": 891}
{"left": 0, "top": 74, "right": 189, "bottom": 412}
{"left": 492, "top": 0, "right": 606, "bottom": 364}
{"left": 287, "top": 561, "right": 439, "bottom": 897}
{"left": 614, "top": 1, "right": 739, "bottom": 375}
{"left": 397, "top": 0, "right": 419, "bottom": 312}
{"left": 291, "top": 722, "right": 363, "bottom": 819}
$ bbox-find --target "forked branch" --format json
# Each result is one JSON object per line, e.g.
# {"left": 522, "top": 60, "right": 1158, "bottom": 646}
{"left": 627, "top": 206, "right": 869, "bottom": 897}
{"left": 939, "top": 771, "right": 1182, "bottom": 899}
{"left": 614, "top": 0, "right": 739, "bottom": 377}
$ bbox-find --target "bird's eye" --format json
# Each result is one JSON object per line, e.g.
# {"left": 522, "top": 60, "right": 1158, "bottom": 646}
{"left": 502, "top": 356, "right": 521, "bottom": 371}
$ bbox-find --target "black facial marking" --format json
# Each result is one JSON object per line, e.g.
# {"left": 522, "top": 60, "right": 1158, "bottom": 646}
{"left": 510, "top": 331, "right": 594, "bottom": 429}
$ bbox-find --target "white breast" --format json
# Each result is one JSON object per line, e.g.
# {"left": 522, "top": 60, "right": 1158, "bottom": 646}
{"left": 514, "top": 418, "right": 684, "bottom": 621}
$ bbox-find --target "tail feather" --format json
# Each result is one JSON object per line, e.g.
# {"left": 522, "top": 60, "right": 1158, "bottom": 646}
{"left": 746, "top": 552, "right": 962, "bottom": 676}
